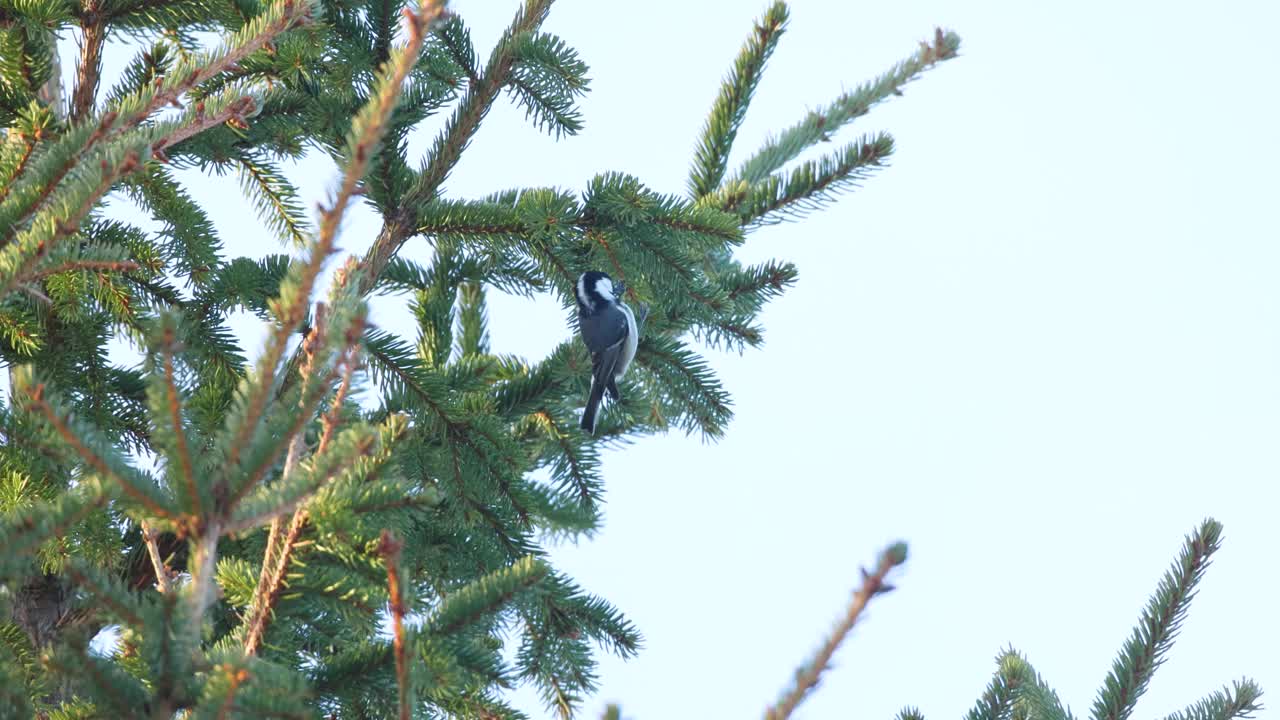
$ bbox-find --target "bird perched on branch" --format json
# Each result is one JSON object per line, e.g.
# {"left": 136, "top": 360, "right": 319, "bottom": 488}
{"left": 576, "top": 271, "right": 640, "bottom": 434}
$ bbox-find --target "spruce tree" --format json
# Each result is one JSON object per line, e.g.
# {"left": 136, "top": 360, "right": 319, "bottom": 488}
{"left": 4, "top": 2, "right": 1252, "bottom": 720}
{"left": 0, "top": 0, "right": 962, "bottom": 715}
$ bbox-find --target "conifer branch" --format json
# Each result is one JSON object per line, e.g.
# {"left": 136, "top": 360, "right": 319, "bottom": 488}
{"left": 764, "top": 541, "right": 908, "bottom": 720}
{"left": 317, "top": 342, "right": 357, "bottom": 456}
{"left": 159, "top": 319, "right": 201, "bottom": 519}
{"left": 234, "top": 0, "right": 445, "bottom": 648}
{"left": 1, "top": 0, "right": 314, "bottom": 234}
{"left": 1, "top": 96, "right": 254, "bottom": 296}
{"left": 62, "top": 562, "right": 145, "bottom": 628}
{"left": 235, "top": 150, "right": 311, "bottom": 247}
{"left": 0, "top": 148, "right": 140, "bottom": 294}
{"left": 1160, "top": 680, "right": 1263, "bottom": 720}
{"left": 732, "top": 28, "right": 959, "bottom": 187}
{"left": 240, "top": 310, "right": 363, "bottom": 656}
{"left": 215, "top": 666, "right": 251, "bottom": 720}
{"left": 965, "top": 651, "right": 1028, "bottom": 720}
{"left": 240, "top": 506, "right": 305, "bottom": 655}
{"left": 17, "top": 374, "right": 173, "bottom": 520}
{"left": 899, "top": 708, "right": 927, "bottom": 720}
{"left": 234, "top": 298, "right": 327, "bottom": 628}
{"left": 321, "top": 1, "right": 446, "bottom": 260}
{"left": 427, "top": 555, "right": 549, "bottom": 636}
{"left": 225, "top": 2, "right": 443, "bottom": 474}
{"left": 24, "top": 259, "right": 140, "bottom": 280}
{"left": 531, "top": 408, "right": 599, "bottom": 507}
{"left": 241, "top": 304, "right": 326, "bottom": 657}
{"left": 1014, "top": 660, "right": 1073, "bottom": 720}
{"left": 0, "top": 480, "right": 112, "bottom": 558}
{"left": 688, "top": 1, "right": 787, "bottom": 199}
{"left": 1090, "top": 519, "right": 1224, "bottom": 720}
{"left": 734, "top": 133, "right": 894, "bottom": 227}
{"left": 150, "top": 94, "right": 258, "bottom": 156}
{"left": 362, "top": 0, "right": 554, "bottom": 293}
{"left": 378, "top": 530, "right": 412, "bottom": 720}
{"left": 434, "top": 15, "right": 479, "bottom": 84}
{"left": 0, "top": 130, "right": 37, "bottom": 206}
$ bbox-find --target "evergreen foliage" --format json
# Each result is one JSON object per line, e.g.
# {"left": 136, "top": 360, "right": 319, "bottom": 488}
{"left": 0, "top": 0, "right": 960, "bottom": 714}
{"left": 704, "top": 522, "right": 1262, "bottom": 720}
{"left": 2, "top": 2, "right": 1249, "bottom": 720}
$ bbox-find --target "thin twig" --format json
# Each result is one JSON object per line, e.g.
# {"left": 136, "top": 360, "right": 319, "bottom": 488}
{"left": 763, "top": 542, "right": 909, "bottom": 720}
{"left": 379, "top": 530, "right": 410, "bottom": 720}
{"left": 240, "top": 503, "right": 305, "bottom": 656}
{"left": 187, "top": 519, "right": 222, "bottom": 638}
{"left": 140, "top": 521, "right": 173, "bottom": 593}
{"left": 316, "top": 333, "right": 358, "bottom": 455}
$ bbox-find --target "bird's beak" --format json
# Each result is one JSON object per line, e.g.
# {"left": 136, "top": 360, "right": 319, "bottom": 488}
{"left": 614, "top": 280, "right": 626, "bottom": 298}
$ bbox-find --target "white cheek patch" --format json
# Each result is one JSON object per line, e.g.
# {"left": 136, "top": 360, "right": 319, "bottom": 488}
{"left": 594, "top": 276, "right": 615, "bottom": 302}
{"left": 577, "top": 274, "right": 590, "bottom": 307}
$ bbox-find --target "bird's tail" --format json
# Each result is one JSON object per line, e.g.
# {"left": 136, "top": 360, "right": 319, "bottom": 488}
{"left": 580, "top": 376, "right": 607, "bottom": 434}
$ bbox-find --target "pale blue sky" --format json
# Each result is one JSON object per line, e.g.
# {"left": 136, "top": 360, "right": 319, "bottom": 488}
{"left": 87, "top": 0, "right": 1280, "bottom": 717}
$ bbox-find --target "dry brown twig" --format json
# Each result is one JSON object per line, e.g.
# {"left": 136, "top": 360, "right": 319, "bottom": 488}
{"left": 764, "top": 542, "right": 909, "bottom": 720}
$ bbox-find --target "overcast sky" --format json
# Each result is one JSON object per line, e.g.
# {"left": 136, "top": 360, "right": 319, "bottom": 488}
{"left": 82, "top": 0, "right": 1280, "bottom": 717}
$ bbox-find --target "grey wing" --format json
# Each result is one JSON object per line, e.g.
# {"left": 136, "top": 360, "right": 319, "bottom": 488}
{"left": 580, "top": 305, "right": 629, "bottom": 355}
{"left": 581, "top": 305, "right": 629, "bottom": 395}
{"left": 591, "top": 340, "right": 624, "bottom": 392}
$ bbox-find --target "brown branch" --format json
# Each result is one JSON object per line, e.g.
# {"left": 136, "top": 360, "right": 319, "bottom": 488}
{"left": 317, "top": 343, "right": 358, "bottom": 456}
{"left": 241, "top": 307, "right": 370, "bottom": 655}
{"left": 154, "top": 95, "right": 259, "bottom": 157}
{"left": 140, "top": 521, "right": 173, "bottom": 593}
{"left": 763, "top": 542, "right": 908, "bottom": 720}
{"left": 378, "top": 530, "right": 411, "bottom": 720}
{"left": 240, "top": 302, "right": 333, "bottom": 651}
{"left": 70, "top": 8, "right": 106, "bottom": 123}
{"left": 24, "top": 260, "right": 140, "bottom": 281}
{"left": 240, "top": 506, "right": 304, "bottom": 656}
{"left": 241, "top": 306, "right": 324, "bottom": 657}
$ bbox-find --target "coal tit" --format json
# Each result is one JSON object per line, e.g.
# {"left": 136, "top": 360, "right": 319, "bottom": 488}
{"left": 575, "top": 271, "right": 638, "bottom": 434}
